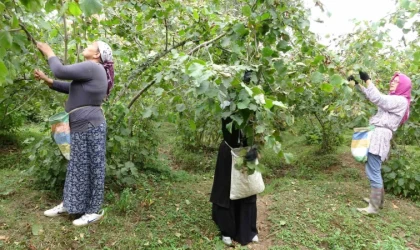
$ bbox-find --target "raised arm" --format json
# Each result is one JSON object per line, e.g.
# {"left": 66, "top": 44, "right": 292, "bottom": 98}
{"left": 48, "top": 57, "right": 93, "bottom": 81}
{"left": 360, "top": 80, "right": 406, "bottom": 113}
{"left": 36, "top": 42, "right": 93, "bottom": 81}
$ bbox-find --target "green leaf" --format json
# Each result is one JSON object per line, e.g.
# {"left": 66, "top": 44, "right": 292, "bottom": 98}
{"left": 189, "top": 120, "right": 196, "bottom": 131}
{"left": 320, "top": 83, "right": 334, "bottom": 92}
{"left": 196, "top": 81, "right": 209, "bottom": 95}
{"left": 188, "top": 62, "right": 205, "bottom": 78}
{"left": 274, "top": 60, "right": 287, "bottom": 74}
{"left": 142, "top": 108, "right": 152, "bottom": 118}
{"left": 382, "top": 165, "right": 391, "bottom": 173}
{"left": 251, "top": 86, "right": 264, "bottom": 96}
{"left": 414, "top": 51, "right": 420, "bottom": 62}
{"left": 154, "top": 88, "right": 164, "bottom": 96}
{"left": 237, "top": 99, "right": 250, "bottom": 109}
{"left": 262, "top": 47, "right": 273, "bottom": 57}
{"left": 256, "top": 125, "right": 265, "bottom": 134}
{"left": 330, "top": 74, "right": 343, "bottom": 85}
{"left": 176, "top": 104, "right": 186, "bottom": 112}
{"left": 242, "top": 5, "right": 251, "bottom": 17}
{"left": 273, "top": 101, "right": 287, "bottom": 109}
{"left": 311, "top": 71, "right": 323, "bottom": 84}
{"left": 398, "top": 178, "right": 405, "bottom": 186}
{"left": 0, "top": 60, "right": 8, "bottom": 82}
{"left": 260, "top": 12, "right": 271, "bottom": 21}
{"left": 373, "top": 41, "right": 383, "bottom": 48}
{"left": 32, "top": 224, "right": 44, "bottom": 236}
{"left": 68, "top": 2, "right": 82, "bottom": 16}
{"left": 233, "top": 23, "right": 248, "bottom": 36}
{"left": 400, "top": 0, "right": 410, "bottom": 9}
{"left": 0, "top": 31, "right": 13, "bottom": 50}
{"left": 277, "top": 40, "right": 291, "bottom": 52}
{"left": 0, "top": 2, "right": 5, "bottom": 13}
{"left": 231, "top": 114, "right": 243, "bottom": 126}
{"left": 388, "top": 172, "right": 397, "bottom": 179}
{"left": 20, "top": 0, "right": 41, "bottom": 11}
{"left": 409, "top": 182, "right": 415, "bottom": 190}
{"left": 125, "top": 161, "right": 135, "bottom": 169}
{"left": 79, "top": 0, "right": 103, "bottom": 17}
{"left": 241, "top": 83, "right": 253, "bottom": 96}
{"left": 264, "top": 99, "right": 273, "bottom": 109}
{"left": 11, "top": 15, "right": 19, "bottom": 28}
{"left": 45, "top": 0, "right": 57, "bottom": 12}
{"left": 193, "top": 10, "right": 199, "bottom": 22}
{"left": 396, "top": 18, "right": 405, "bottom": 28}
{"left": 283, "top": 153, "right": 294, "bottom": 164}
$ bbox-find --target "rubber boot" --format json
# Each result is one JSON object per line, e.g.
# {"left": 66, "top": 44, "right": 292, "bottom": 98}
{"left": 363, "top": 188, "right": 384, "bottom": 209}
{"left": 357, "top": 188, "right": 382, "bottom": 214}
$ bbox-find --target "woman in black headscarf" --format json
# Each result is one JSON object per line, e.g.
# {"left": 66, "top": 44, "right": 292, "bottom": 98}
{"left": 210, "top": 70, "right": 258, "bottom": 246}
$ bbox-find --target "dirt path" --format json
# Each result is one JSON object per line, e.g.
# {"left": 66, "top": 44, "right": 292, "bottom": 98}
{"left": 248, "top": 194, "right": 274, "bottom": 249}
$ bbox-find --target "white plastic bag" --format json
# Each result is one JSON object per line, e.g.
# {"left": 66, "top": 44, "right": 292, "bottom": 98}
{"left": 229, "top": 147, "right": 265, "bottom": 200}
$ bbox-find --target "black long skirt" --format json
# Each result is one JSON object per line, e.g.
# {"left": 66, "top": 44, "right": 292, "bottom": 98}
{"left": 210, "top": 141, "right": 258, "bottom": 245}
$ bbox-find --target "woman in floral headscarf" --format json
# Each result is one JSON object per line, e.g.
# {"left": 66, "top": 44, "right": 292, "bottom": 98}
{"left": 34, "top": 41, "right": 114, "bottom": 226}
{"left": 348, "top": 71, "right": 411, "bottom": 214}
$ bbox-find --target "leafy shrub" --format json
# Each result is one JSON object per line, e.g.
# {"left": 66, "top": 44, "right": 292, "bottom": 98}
{"left": 300, "top": 124, "right": 344, "bottom": 152}
{"left": 0, "top": 105, "right": 26, "bottom": 132}
{"left": 24, "top": 103, "right": 159, "bottom": 189}
{"left": 382, "top": 153, "right": 420, "bottom": 201}
{"left": 105, "top": 106, "right": 159, "bottom": 187}
{"left": 171, "top": 146, "right": 216, "bottom": 172}
{"left": 332, "top": 167, "right": 361, "bottom": 181}
{"left": 175, "top": 111, "right": 221, "bottom": 150}
{"left": 301, "top": 153, "right": 341, "bottom": 170}
{"left": 260, "top": 147, "right": 282, "bottom": 169}
{"left": 24, "top": 135, "right": 68, "bottom": 189}
{"left": 373, "top": 236, "right": 409, "bottom": 250}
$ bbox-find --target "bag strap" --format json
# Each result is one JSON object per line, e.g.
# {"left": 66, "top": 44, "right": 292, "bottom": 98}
{"left": 68, "top": 105, "right": 101, "bottom": 114}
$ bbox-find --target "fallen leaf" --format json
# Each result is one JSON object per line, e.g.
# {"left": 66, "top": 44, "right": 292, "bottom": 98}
{"left": 32, "top": 224, "right": 44, "bottom": 236}
{"left": 185, "top": 199, "right": 191, "bottom": 205}
{"left": 0, "top": 235, "right": 7, "bottom": 240}
{"left": 175, "top": 232, "right": 181, "bottom": 238}
{"left": 158, "top": 239, "right": 162, "bottom": 244}
{"left": 280, "top": 220, "right": 286, "bottom": 226}
{"left": 392, "top": 203, "right": 399, "bottom": 209}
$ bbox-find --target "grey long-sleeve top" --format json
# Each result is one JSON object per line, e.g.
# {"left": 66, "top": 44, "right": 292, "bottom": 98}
{"left": 360, "top": 83, "right": 408, "bottom": 161}
{"left": 48, "top": 56, "right": 108, "bottom": 132}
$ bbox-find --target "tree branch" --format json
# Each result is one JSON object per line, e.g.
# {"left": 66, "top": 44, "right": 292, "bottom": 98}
{"left": 125, "top": 31, "right": 230, "bottom": 110}
{"left": 188, "top": 32, "right": 228, "bottom": 55}
{"left": 61, "top": 0, "right": 68, "bottom": 64}
{"left": 3, "top": 14, "right": 44, "bottom": 58}
{"left": 165, "top": 19, "right": 169, "bottom": 51}
{"left": 129, "top": 39, "right": 191, "bottom": 80}
{"left": 127, "top": 80, "right": 156, "bottom": 109}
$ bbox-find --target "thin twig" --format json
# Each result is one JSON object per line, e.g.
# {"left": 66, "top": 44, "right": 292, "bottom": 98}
{"left": 127, "top": 80, "right": 156, "bottom": 109}
{"left": 61, "top": 0, "right": 68, "bottom": 64}
{"left": 6, "top": 89, "right": 38, "bottom": 116}
{"left": 165, "top": 19, "right": 169, "bottom": 51}
{"left": 188, "top": 32, "right": 228, "bottom": 55}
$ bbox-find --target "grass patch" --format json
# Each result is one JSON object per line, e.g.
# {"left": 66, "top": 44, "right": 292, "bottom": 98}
{"left": 266, "top": 177, "right": 420, "bottom": 249}
{"left": 1, "top": 123, "right": 419, "bottom": 249}
{"left": 0, "top": 168, "right": 222, "bottom": 249}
